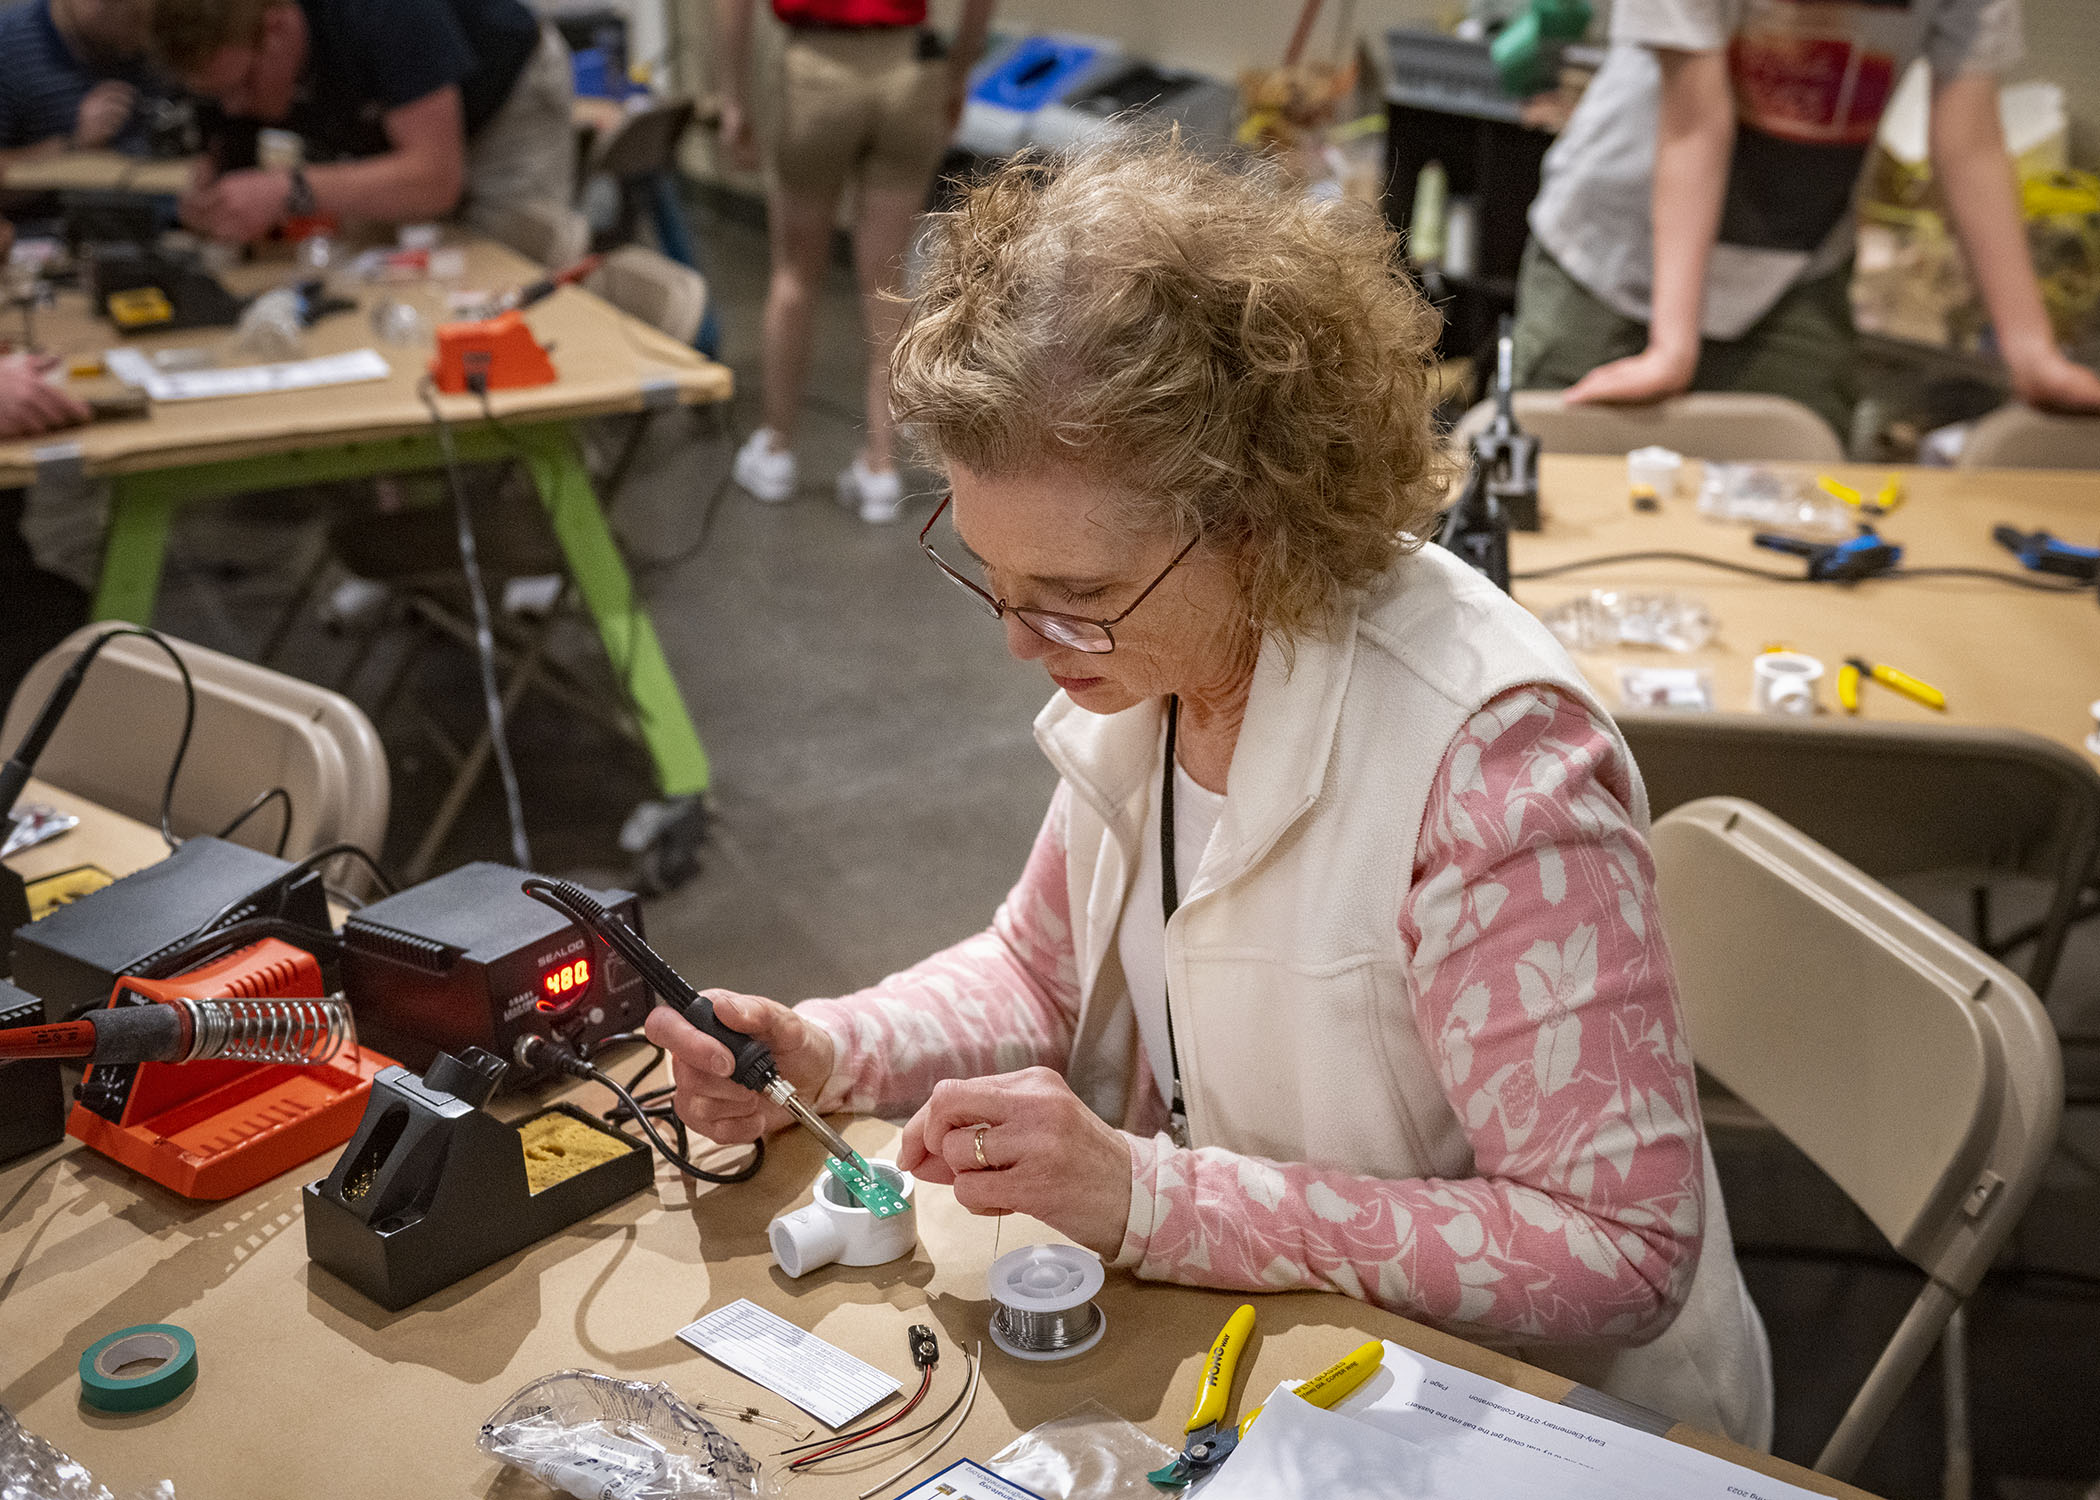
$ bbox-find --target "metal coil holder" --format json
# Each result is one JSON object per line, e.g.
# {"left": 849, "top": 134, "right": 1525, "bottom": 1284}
{"left": 179, "top": 995, "right": 357, "bottom": 1065}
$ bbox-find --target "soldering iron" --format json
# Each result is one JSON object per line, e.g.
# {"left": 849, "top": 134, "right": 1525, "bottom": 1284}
{"left": 517, "top": 877, "right": 906, "bottom": 1216}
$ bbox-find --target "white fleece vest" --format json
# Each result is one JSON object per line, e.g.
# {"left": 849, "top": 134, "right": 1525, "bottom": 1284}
{"left": 1035, "top": 544, "right": 1775, "bottom": 1448}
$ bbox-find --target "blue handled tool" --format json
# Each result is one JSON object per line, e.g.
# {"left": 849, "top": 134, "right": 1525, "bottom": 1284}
{"left": 1992, "top": 525, "right": 2100, "bottom": 583}
{"left": 1753, "top": 526, "right": 1903, "bottom": 582}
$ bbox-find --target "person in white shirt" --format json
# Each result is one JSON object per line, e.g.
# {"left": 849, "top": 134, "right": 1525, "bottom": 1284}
{"left": 1516, "top": 0, "right": 2100, "bottom": 437}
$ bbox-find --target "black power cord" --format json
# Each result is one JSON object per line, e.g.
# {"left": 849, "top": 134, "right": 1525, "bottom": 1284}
{"left": 0, "top": 625, "right": 197, "bottom": 851}
{"left": 517, "top": 1031, "right": 763, "bottom": 1184}
{"left": 216, "top": 785, "right": 293, "bottom": 855}
{"left": 1511, "top": 549, "right": 2090, "bottom": 592}
{"left": 419, "top": 373, "right": 534, "bottom": 872}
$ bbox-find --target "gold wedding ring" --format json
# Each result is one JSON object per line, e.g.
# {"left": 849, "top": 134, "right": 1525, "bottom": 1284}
{"left": 973, "top": 1123, "right": 990, "bottom": 1170}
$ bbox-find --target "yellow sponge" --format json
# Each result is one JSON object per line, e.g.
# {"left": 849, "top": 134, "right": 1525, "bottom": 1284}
{"left": 519, "top": 1111, "right": 635, "bottom": 1194}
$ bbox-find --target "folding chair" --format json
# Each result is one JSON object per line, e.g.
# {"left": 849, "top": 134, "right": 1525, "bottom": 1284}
{"left": 1622, "top": 713, "right": 2100, "bottom": 1002}
{"left": 1652, "top": 797, "right": 2063, "bottom": 1486}
{"left": 1450, "top": 390, "right": 1845, "bottom": 462}
{"left": 1958, "top": 403, "right": 2100, "bottom": 470}
{"left": 4, "top": 625, "right": 389, "bottom": 888}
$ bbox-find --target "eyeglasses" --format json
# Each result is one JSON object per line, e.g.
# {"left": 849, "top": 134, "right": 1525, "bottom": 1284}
{"left": 918, "top": 493, "right": 1200, "bottom": 654}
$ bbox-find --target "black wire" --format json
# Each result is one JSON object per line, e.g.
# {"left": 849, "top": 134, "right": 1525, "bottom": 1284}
{"left": 216, "top": 785, "right": 293, "bottom": 856}
{"left": 794, "top": 1368, "right": 972, "bottom": 1462}
{"left": 787, "top": 1365, "right": 934, "bottom": 1469}
{"left": 1510, "top": 549, "right": 2095, "bottom": 591}
{"left": 586, "top": 1063, "right": 764, "bottom": 1184}
{"left": 1889, "top": 566, "right": 2089, "bottom": 593}
{"left": 20, "top": 626, "right": 198, "bottom": 850}
{"left": 175, "top": 839, "right": 395, "bottom": 959}
{"left": 419, "top": 376, "right": 534, "bottom": 872}
{"left": 1512, "top": 551, "right": 1812, "bottom": 583}
{"left": 1734, "top": 1241, "right": 2100, "bottom": 1296}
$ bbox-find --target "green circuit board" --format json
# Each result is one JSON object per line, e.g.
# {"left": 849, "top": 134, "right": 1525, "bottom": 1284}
{"left": 824, "top": 1149, "right": 907, "bottom": 1218}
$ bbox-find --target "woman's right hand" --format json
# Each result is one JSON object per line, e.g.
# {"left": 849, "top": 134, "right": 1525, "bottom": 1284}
{"left": 645, "top": 991, "right": 836, "bottom": 1144}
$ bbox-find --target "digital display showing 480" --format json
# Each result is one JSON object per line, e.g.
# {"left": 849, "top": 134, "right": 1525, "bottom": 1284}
{"left": 539, "top": 957, "right": 591, "bottom": 1010}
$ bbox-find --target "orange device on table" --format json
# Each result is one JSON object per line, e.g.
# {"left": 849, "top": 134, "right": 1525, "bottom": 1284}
{"left": 430, "top": 310, "right": 556, "bottom": 393}
{"left": 61, "top": 939, "right": 394, "bottom": 1200}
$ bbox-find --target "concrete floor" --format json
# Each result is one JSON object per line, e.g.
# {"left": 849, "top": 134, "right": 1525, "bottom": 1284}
{"left": 143, "top": 201, "right": 2100, "bottom": 1500}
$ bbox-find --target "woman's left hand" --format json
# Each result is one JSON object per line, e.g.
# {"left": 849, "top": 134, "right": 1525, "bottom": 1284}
{"left": 896, "top": 1067, "right": 1133, "bottom": 1259}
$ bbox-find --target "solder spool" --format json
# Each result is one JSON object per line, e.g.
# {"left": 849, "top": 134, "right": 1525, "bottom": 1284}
{"left": 986, "top": 1243, "right": 1108, "bottom": 1361}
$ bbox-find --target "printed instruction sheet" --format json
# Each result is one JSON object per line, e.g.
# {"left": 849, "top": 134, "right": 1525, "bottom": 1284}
{"left": 1200, "top": 1339, "right": 1828, "bottom": 1500}
{"left": 677, "top": 1299, "right": 900, "bottom": 1430}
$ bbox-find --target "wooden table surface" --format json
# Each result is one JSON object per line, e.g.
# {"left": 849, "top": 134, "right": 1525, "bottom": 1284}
{"left": 0, "top": 150, "right": 194, "bottom": 196}
{"left": 1512, "top": 455, "right": 2100, "bottom": 753}
{"left": 0, "top": 232, "right": 732, "bottom": 487}
{"left": 0, "top": 797, "right": 1882, "bottom": 1500}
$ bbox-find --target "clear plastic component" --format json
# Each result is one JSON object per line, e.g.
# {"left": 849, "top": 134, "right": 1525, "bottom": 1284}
{"left": 477, "top": 1371, "right": 762, "bottom": 1500}
{"left": 1540, "top": 590, "right": 1716, "bottom": 653}
{"left": 986, "top": 1400, "right": 1180, "bottom": 1499}
{"left": 1697, "top": 463, "right": 1852, "bottom": 538}
{"left": 0, "top": 1403, "right": 176, "bottom": 1500}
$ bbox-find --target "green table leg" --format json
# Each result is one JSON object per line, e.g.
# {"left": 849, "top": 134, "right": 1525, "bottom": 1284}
{"left": 514, "top": 423, "right": 710, "bottom": 797}
{"left": 90, "top": 472, "right": 181, "bottom": 623}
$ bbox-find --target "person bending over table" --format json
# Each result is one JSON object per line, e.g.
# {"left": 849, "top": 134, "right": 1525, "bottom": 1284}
{"left": 146, "top": 0, "right": 574, "bottom": 244}
{"left": 0, "top": 0, "right": 164, "bottom": 167}
{"left": 1516, "top": 0, "right": 2100, "bottom": 436}
{"left": 647, "top": 136, "right": 1774, "bottom": 1447}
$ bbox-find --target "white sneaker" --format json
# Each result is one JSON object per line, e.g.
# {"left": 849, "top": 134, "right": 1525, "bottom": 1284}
{"left": 733, "top": 429, "right": 797, "bottom": 503}
{"left": 837, "top": 456, "right": 904, "bottom": 524}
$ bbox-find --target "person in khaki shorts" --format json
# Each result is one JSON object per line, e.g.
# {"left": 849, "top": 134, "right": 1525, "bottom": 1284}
{"left": 719, "top": 0, "right": 991, "bottom": 523}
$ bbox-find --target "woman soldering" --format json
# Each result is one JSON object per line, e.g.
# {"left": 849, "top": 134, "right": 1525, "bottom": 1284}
{"left": 647, "top": 136, "right": 1773, "bottom": 1446}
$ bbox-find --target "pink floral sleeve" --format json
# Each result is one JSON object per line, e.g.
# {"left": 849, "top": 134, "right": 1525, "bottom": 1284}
{"left": 798, "top": 687, "right": 1706, "bottom": 1347}
{"left": 1118, "top": 686, "right": 1704, "bottom": 1344}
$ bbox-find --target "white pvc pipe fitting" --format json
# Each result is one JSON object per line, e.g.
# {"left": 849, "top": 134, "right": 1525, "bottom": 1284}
{"left": 768, "top": 1160, "right": 917, "bottom": 1278}
{"left": 1753, "top": 651, "right": 1824, "bottom": 715}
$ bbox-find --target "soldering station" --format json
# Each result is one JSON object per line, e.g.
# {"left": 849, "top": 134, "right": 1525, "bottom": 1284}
{"left": 0, "top": 625, "right": 901, "bottom": 1321}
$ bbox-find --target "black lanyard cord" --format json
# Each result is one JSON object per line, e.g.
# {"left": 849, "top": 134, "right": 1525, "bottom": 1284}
{"left": 1159, "top": 695, "right": 1190, "bottom": 1147}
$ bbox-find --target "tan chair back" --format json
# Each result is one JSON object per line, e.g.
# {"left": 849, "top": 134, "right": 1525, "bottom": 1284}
{"left": 473, "top": 199, "right": 592, "bottom": 269}
{"left": 3, "top": 626, "right": 389, "bottom": 879}
{"left": 1451, "top": 390, "right": 1844, "bottom": 462}
{"left": 1621, "top": 712, "right": 2100, "bottom": 995}
{"left": 1651, "top": 796, "right": 2061, "bottom": 1478}
{"left": 586, "top": 246, "right": 709, "bottom": 346}
{"left": 1957, "top": 403, "right": 2100, "bottom": 469}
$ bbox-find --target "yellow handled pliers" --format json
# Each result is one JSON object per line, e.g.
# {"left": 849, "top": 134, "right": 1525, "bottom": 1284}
{"left": 1147, "top": 1305, "right": 1385, "bottom": 1488}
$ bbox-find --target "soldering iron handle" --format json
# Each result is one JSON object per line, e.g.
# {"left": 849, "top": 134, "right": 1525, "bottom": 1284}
{"left": 675, "top": 994, "right": 779, "bottom": 1094}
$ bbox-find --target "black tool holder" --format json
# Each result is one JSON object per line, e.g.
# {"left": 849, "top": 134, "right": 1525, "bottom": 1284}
{"left": 1439, "top": 319, "right": 1540, "bottom": 594}
{"left": 0, "top": 978, "right": 65, "bottom": 1165}
{"left": 304, "top": 1047, "right": 651, "bottom": 1311}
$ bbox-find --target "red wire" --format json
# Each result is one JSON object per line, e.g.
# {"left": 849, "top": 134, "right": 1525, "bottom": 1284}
{"left": 788, "top": 1366, "right": 934, "bottom": 1471}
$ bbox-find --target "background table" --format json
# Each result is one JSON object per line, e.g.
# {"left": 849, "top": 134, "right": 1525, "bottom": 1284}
{"left": 0, "top": 151, "right": 194, "bottom": 196}
{"left": 0, "top": 796, "right": 1883, "bottom": 1500}
{"left": 0, "top": 234, "right": 730, "bottom": 800}
{"left": 1513, "top": 456, "right": 2100, "bottom": 754}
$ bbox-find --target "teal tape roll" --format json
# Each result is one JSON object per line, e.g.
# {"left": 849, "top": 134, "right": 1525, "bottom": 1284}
{"left": 78, "top": 1324, "right": 197, "bottom": 1412}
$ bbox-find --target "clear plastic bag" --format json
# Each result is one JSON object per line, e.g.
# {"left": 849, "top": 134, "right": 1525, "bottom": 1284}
{"left": 477, "top": 1370, "right": 762, "bottom": 1500}
{"left": 0, "top": 1404, "right": 175, "bottom": 1500}
{"left": 986, "top": 1400, "right": 1180, "bottom": 1499}
{"left": 1540, "top": 590, "right": 1716, "bottom": 653}
{"left": 1697, "top": 463, "right": 1851, "bottom": 538}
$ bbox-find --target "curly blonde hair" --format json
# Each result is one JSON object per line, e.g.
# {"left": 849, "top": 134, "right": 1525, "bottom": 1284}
{"left": 890, "top": 133, "right": 1447, "bottom": 642}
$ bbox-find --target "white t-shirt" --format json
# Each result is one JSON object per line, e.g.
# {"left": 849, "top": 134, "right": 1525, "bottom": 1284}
{"left": 1116, "top": 754, "right": 1226, "bottom": 1113}
{"left": 1528, "top": 0, "right": 2023, "bottom": 339}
